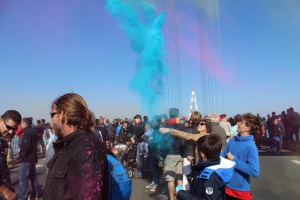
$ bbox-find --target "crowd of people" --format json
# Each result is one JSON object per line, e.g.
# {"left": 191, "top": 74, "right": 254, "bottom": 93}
{"left": 0, "top": 92, "right": 299, "bottom": 199}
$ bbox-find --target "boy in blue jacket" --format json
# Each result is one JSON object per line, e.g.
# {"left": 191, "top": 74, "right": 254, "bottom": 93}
{"left": 177, "top": 134, "right": 235, "bottom": 200}
{"left": 221, "top": 113, "right": 261, "bottom": 199}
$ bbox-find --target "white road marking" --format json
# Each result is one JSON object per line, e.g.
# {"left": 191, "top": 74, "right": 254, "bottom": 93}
{"left": 291, "top": 160, "right": 300, "bottom": 165}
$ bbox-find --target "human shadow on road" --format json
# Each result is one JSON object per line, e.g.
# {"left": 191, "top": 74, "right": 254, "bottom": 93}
{"left": 258, "top": 146, "right": 300, "bottom": 156}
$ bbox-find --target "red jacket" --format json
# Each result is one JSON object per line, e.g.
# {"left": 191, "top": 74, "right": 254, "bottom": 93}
{"left": 15, "top": 124, "right": 25, "bottom": 136}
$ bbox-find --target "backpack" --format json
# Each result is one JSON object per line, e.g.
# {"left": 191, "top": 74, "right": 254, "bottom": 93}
{"left": 116, "top": 125, "right": 123, "bottom": 135}
{"left": 107, "top": 154, "right": 132, "bottom": 200}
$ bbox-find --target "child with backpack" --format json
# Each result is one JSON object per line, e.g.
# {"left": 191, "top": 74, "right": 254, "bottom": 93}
{"left": 176, "top": 134, "right": 235, "bottom": 200}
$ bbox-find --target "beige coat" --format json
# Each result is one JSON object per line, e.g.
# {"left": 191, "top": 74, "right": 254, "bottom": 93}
{"left": 169, "top": 129, "right": 210, "bottom": 162}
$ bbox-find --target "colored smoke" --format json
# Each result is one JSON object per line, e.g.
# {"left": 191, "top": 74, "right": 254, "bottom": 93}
{"left": 106, "top": 0, "right": 167, "bottom": 116}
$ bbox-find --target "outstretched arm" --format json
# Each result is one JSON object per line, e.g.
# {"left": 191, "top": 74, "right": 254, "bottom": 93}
{"left": 160, "top": 128, "right": 208, "bottom": 141}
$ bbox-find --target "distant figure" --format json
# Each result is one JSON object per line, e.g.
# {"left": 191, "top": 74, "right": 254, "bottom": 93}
{"left": 219, "top": 114, "right": 232, "bottom": 142}
{"left": 105, "top": 119, "right": 114, "bottom": 148}
{"left": 209, "top": 113, "right": 227, "bottom": 151}
{"left": 36, "top": 119, "right": 47, "bottom": 154}
{"left": 143, "top": 115, "right": 149, "bottom": 124}
{"left": 287, "top": 107, "right": 300, "bottom": 143}
{"left": 229, "top": 114, "right": 243, "bottom": 140}
{"left": 133, "top": 114, "right": 145, "bottom": 178}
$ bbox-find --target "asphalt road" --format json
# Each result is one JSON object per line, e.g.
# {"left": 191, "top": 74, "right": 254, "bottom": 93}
{"left": 6, "top": 145, "right": 300, "bottom": 200}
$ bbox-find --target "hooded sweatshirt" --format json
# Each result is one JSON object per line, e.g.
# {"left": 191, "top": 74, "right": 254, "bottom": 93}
{"left": 177, "top": 157, "right": 235, "bottom": 200}
{"left": 220, "top": 134, "right": 260, "bottom": 192}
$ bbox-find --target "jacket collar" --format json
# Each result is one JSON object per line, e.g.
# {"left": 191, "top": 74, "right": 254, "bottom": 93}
{"left": 235, "top": 134, "right": 254, "bottom": 141}
{"left": 166, "top": 118, "right": 180, "bottom": 125}
{"left": 53, "top": 129, "right": 84, "bottom": 149}
{"left": 192, "top": 157, "right": 221, "bottom": 171}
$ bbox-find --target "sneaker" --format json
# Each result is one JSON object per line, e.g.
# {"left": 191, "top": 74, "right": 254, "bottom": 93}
{"left": 146, "top": 182, "right": 155, "bottom": 189}
{"left": 276, "top": 151, "right": 281, "bottom": 155}
{"left": 144, "top": 153, "right": 149, "bottom": 158}
{"left": 150, "top": 185, "right": 158, "bottom": 192}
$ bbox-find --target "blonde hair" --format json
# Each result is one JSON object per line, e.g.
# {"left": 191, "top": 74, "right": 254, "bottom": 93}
{"left": 189, "top": 111, "right": 202, "bottom": 125}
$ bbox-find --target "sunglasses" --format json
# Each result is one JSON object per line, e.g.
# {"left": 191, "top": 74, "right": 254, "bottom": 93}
{"left": 3, "top": 120, "right": 17, "bottom": 130}
{"left": 199, "top": 121, "right": 206, "bottom": 126}
{"left": 50, "top": 112, "right": 58, "bottom": 119}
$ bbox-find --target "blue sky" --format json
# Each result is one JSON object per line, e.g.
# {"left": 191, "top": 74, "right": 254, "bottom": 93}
{"left": 1, "top": 0, "right": 300, "bottom": 123}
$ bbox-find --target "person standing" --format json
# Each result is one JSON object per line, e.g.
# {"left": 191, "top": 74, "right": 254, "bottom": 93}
{"left": 269, "top": 117, "right": 284, "bottom": 155}
{"left": 19, "top": 117, "right": 39, "bottom": 200}
{"left": 0, "top": 110, "right": 21, "bottom": 200}
{"left": 221, "top": 113, "right": 261, "bottom": 199}
{"left": 229, "top": 114, "right": 242, "bottom": 140}
{"left": 209, "top": 113, "right": 227, "bottom": 151}
{"left": 105, "top": 119, "right": 114, "bottom": 148}
{"left": 133, "top": 114, "right": 145, "bottom": 178}
{"left": 288, "top": 107, "right": 300, "bottom": 144}
{"left": 162, "top": 108, "right": 185, "bottom": 200}
{"left": 35, "top": 119, "right": 47, "bottom": 154}
{"left": 15, "top": 123, "right": 25, "bottom": 155}
{"left": 176, "top": 134, "right": 236, "bottom": 200}
{"left": 43, "top": 93, "right": 108, "bottom": 199}
{"left": 219, "top": 114, "right": 232, "bottom": 142}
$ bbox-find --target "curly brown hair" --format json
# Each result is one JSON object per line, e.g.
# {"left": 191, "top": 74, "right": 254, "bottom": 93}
{"left": 242, "top": 113, "right": 262, "bottom": 135}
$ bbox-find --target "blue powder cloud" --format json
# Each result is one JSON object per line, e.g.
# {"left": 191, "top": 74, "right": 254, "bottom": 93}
{"left": 106, "top": 0, "right": 167, "bottom": 116}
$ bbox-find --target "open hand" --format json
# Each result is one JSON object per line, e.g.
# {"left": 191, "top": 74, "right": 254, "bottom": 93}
{"left": 159, "top": 128, "right": 170, "bottom": 134}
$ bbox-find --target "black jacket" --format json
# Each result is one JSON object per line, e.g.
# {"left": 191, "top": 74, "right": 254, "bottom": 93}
{"left": 269, "top": 124, "right": 282, "bottom": 137}
{"left": 35, "top": 123, "right": 47, "bottom": 137}
{"left": 19, "top": 126, "right": 38, "bottom": 164}
{"left": 0, "top": 137, "right": 10, "bottom": 184}
{"left": 164, "top": 118, "right": 185, "bottom": 155}
{"left": 94, "top": 125, "right": 109, "bottom": 143}
{"left": 118, "top": 127, "right": 132, "bottom": 144}
{"left": 177, "top": 158, "right": 226, "bottom": 200}
{"left": 43, "top": 129, "right": 108, "bottom": 200}
{"left": 135, "top": 121, "right": 145, "bottom": 142}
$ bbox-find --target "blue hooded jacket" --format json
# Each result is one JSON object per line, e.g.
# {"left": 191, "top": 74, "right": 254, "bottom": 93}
{"left": 177, "top": 157, "right": 235, "bottom": 200}
{"left": 221, "top": 134, "right": 260, "bottom": 191}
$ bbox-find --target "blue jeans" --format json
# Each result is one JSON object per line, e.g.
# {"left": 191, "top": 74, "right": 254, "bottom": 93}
{"left": 136, "top": 143, "right": 143, "bottom": 176}
{"left": 19, "top": 163, "right": 39, "bottom": 200}
{"left": 271, "top": 134, "right": 283, "bottom": 152}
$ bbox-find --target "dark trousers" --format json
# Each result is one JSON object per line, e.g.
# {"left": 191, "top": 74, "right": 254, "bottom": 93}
{"left": 149, "top": 148, "right": 159, "bottom": 185}
{"left": 284, "top": 126, "right": 290, "bottom": 142}
{"left": 290, "top": 126, "right": 299, "bottom": 143}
